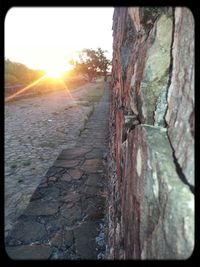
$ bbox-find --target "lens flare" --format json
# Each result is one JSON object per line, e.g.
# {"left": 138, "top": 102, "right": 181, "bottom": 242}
{"left": 44, "top": 63, "right": 73, "bottom": 79}
{"left": 45, "top": 69, "right": 63, "bottom": 79}
{"left": 5, "top": 63, "right": 75, "bottom": 103}
{"left": 5, "top": 75, "right": 47, "bottom": 103}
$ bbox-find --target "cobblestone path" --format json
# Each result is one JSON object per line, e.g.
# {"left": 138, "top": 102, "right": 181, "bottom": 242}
{"left": 5, "top": 81, "right": 104, "bottom": 236}
{"left": 5, "top": 82, "right": 110, "bottom": 259}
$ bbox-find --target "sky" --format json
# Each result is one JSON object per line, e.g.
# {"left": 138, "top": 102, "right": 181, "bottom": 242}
{"left": 5, "top": 7, "right": 114, "bottom": 72}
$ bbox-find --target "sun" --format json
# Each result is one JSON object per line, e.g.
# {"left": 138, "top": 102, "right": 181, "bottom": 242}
{"left": 45, "top": 68, "right": 64, "bottom": 79}
{"left": 44, "top": 62, "right": 73, "bottom": 79}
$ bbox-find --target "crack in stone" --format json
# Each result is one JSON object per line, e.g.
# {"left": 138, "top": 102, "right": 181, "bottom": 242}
{"left": 166, "top": 131, "right": 194, "bottom": 194}
{"left": 163, "top": 7, "right": 175, "bottom": 127}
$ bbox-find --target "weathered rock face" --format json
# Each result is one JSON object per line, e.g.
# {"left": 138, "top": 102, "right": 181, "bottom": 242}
{"left": 108, "top": 7, "right": 194, "bottom": 259}
{"left": 165, "top": 8, "right": 194, "bottom": 187}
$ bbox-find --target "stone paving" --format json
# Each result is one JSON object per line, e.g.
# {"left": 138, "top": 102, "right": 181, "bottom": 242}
{"left": 5, "top": 82, "right": 110, "bottom": 259}
{"left": 5, "top": 81, "right": 104, "bottom": 236}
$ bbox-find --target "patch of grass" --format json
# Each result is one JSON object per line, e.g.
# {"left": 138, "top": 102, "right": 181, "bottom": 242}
{"left": 39, "top": 142, "right": 55, "bottom": 148}
{"left": 79, "top": 101, "right": 91, "bottom": 107}
{"left": 88, "top": 95, "right": 101, "bottom": 103}
{"left": 52, "top": 111, "right": 59, "bottom": 116}
{"left": 87, "top": 107, "right": 95, "bottom": 118}
{"left": 78, "top": 106, "right": 94, "bottom": 136}
{"left": 23, "top": 161, "right": 31, "bottom": 166}
{"left": 19, "top": 106, "right": 27, "bottom": 109}
{"left": 11, "top": 164, "right": 17, "bottom": 168}
{"left": 64, "top": 105, "right": 76, "bottom": 110}
{"left": 78, "top": 83, "right": 105, "bottom": 104}
{"left": 38, "top": 155, "right": 44, "bottom": 161}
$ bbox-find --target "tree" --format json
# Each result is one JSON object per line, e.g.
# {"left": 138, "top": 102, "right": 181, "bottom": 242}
{"left": 70, "top": 48, "right": 111, "bottom": 82}
{"left": 96, "top": 48, "right": 111, "bottom": 81}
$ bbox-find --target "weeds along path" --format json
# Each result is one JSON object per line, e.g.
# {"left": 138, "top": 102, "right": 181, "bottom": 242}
{"left": 5, "top": 80, "right": 105, "bottom": 237}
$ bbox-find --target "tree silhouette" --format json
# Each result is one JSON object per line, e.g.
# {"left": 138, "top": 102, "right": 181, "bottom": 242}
{"left": 71, "top": 48, "right": 111, "bottom": 82}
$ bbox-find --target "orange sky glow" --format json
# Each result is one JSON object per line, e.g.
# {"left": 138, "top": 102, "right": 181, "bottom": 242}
{"left": 5, "top": 7, "right": 114, "bottom": 73}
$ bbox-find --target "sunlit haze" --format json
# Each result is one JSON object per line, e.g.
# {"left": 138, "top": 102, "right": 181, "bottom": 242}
{"left": 5, "top": 7, "right": 114, "bottom": 72}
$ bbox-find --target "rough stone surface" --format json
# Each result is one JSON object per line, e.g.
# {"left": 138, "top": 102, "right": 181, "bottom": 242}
{"left": 53, "top": 159, "right": 80, "bottom": 168}
{"left": 122, "top": 125, "right": 194, "bottom": 259}
{"left": 8, "top": 220, "right": 46, "bottom": 243}
{"left": 6, "top": 244, "right": 53, "bottom": 260}
{"left": 24, "top": 200, "right": 59, "bottom": 216}
{"left": 107, "top": 7, "right": 194, "bottom": 259}
{"left": 74, "top": 221, "right": 97, "bottom": 259}
{"left": 165, "top": 8, "right": 194, "bottom": 187}
{"left": 60, "top": 203, "right": 82, "bottom": 226}
{"left": 140, "top": 14, "right": 173, "bottom": 124}
{"left": 5, "top": 82, "right": 110, "bottom": 260}
{"left": 81, "top": 159, "right": 103, "bottom": 173}
{"left": 85, "top": 174, "right": 102, "bottom": 187}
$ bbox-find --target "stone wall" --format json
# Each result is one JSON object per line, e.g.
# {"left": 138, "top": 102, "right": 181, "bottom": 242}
{"left": 107, "top": 7, "right": 194, "bottom": 259}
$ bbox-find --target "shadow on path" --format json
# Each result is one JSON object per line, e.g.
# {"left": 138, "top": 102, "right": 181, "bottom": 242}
{"left": 5, "top": 82, "right": 110, "bottom": 260}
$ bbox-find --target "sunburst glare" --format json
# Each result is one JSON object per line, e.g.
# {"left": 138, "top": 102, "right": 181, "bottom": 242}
{"left": 5, "top": 75, "right": 47, "bottom": 102}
